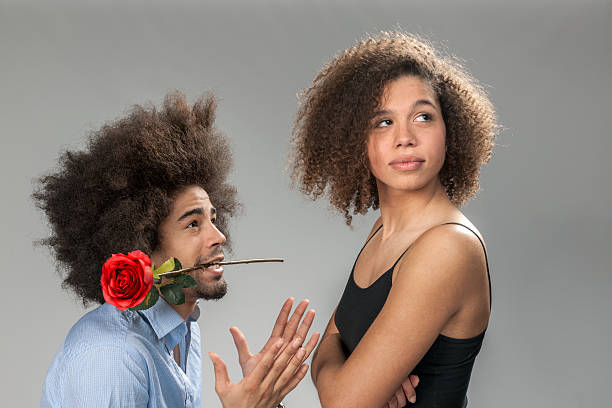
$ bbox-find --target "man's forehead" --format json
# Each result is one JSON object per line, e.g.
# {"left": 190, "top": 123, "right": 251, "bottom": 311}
{"left": 171, "top": 186, "right": 215, "bottom": 215}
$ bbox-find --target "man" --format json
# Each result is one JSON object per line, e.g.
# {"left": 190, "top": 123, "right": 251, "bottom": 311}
{"left": 35, "top": 91, "right": 319, "bottom": 407}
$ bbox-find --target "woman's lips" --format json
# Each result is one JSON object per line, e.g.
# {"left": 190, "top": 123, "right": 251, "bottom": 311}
{"left": 389, "top": 160, "right": 424, "bottom": 171}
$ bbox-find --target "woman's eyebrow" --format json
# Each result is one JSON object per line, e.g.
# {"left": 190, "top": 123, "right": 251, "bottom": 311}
{"left": 372, "top": 100, "right": 437, "bottom": 117}
{"left": 372, "top": 109, "right": 392, "bottom": 117}
{"left": 412, "top": 99, "right": 437, "bottom": 109}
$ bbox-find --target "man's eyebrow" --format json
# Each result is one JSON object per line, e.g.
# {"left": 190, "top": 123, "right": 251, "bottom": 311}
{"left": 177, "top": 207, "right": 204, "bottom": 222}
{"left": 176, "top": 207, "right": 217, "bottom": 222}
{"left": 372, "top": 99, "right": 437, "bottom": 117}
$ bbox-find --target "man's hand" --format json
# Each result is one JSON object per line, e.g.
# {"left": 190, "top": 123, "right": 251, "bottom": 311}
{"left": 383, "top": 375, "right": 420, "bottom": 408}
{"left": 209, "top": 298, "right": 321, "bottom": 408}
{"left": 230, "top": 298, "right": 319, "bottom": 378}
{"left": 210, "top": 337, "right": 307, "bottom": 408}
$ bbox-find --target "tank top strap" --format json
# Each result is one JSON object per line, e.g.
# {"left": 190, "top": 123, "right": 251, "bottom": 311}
{"left": 365, "top": 224, "right": 383, "bottom": 245}
{"left": 384, "top": 222, "right": 491, "bottom": 311}
{"left": 441, "top": 222, "right": 492, "bottom": 311}
{"left": 390, "top": 243, "right": 412, "bottom": 271}
{"left": 349, "top": 224, "right": 384, "bottom": 277}
{"left": 356, "top": 223, "right": 383, "bottom": 261}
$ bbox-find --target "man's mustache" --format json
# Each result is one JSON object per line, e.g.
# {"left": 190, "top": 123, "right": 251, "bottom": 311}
{"left": 194, "top": 248, "right": 224, "bottom": 267}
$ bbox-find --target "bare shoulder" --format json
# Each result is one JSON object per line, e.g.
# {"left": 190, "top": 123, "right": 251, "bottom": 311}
{"left": 395, "top": 222, "right": 487, "bottom": 288}
{"left": 411, "top": 224, "right": 483, "bottom": 259}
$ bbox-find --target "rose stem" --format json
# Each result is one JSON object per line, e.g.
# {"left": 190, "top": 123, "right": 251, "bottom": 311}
{"left": 157, "top": 258, "right": 284, "bottom": 277}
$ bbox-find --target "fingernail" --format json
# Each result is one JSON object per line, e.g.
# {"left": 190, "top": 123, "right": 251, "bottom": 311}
{"left": 409, "top": 396, "right": 416, "bottom": 403}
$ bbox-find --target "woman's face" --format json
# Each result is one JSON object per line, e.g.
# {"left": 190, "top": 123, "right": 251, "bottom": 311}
{"left": 366, "top": 75, "right": 446, "bottom": 194}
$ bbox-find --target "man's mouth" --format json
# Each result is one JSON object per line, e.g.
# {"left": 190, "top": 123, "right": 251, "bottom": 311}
{"left": 203, "top": 264, "right": 224, "bottom": 276}
{"left": 200, "top": 254, "right": 224, "bottom": 267}
{"left": 200, "top": 255, "right": 224, "bottom": 275}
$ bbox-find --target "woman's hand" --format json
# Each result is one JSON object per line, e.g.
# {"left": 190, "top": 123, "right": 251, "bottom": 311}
{"left": 382, "top": 375, "right": 419, "bottom": 407}
{"left": 210, "top": 336, "right": 310, "bottom": 408}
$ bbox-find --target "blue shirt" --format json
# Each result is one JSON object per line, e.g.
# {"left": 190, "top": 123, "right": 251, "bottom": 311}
{"left": 41, "top": 298, "right": 202, "bottom": 408}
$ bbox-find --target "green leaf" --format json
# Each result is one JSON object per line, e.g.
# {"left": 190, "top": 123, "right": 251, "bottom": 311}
{"left": 147, "top": 285, "right": 160, "bottom": 306}
{"left": 161, "top": 283, "right": 185, "bottom": 305}
{"left": 153, "top": 257, "right": 176, "bottom": 277}
{"left": 159, "top": 277, "right": 176, "bottom": 287}
{"left": 130, "top": 286, "right": 160, "bottom": 310}
{"left": 172, "top": 258, "right": 182, "bottom": 271}
{"left": 174, "top": 274, "right": 197, "bottom": 288}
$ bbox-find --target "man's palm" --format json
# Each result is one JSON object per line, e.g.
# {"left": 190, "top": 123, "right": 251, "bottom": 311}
{"left": 230, "top": 298, "right": 316, "bottom": 378}
{"left": 232, "top": 331, "right": 282, "bottom": 377}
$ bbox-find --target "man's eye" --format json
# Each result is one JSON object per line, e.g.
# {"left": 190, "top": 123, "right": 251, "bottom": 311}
{"left": 187, "top": 220, "right": 198, "bottom": 228}
{"left": 415, "top": 113, "right": 432, "bottom": 122}
{"left": 376, "top": 119, "right": 393, "bottom": 128}
{"left": 211, "top": 218, "right": 216, "bottom": 224}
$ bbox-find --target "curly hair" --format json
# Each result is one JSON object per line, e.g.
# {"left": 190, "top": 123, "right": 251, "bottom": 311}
{"left": 33, "top": 91, "right": 240, "bottom": 306}
{"left": 290, "top": 32, "right": 497, "bottom": 224}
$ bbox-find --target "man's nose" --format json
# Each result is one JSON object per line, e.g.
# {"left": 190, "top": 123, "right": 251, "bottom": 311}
{"left": 206, "top": 222, "right": 227, "bottom": 248}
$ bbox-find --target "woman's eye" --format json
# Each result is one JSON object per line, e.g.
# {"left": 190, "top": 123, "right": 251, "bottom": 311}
{"left": 415, "top": 113, "right": 432, "bottom": 122}
{"left": 211, "top": 218, "right": 216, "bottom": 224}
{"left": 376, "top": 119, "right": 393, "bottom": 128}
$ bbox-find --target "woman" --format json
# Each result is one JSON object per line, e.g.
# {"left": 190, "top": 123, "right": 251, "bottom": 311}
{"left": 290, "top": 32, "right": 497, "bottom": 407}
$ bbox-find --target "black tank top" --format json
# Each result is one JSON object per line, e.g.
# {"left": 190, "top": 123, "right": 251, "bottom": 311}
{"left": 334, "top": 222, "right": 491, "bottom": 408}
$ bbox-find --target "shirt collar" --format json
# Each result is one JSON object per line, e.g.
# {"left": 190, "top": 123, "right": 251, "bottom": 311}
{"left": 139, "top": 298, "right": 200, "bottom": 348}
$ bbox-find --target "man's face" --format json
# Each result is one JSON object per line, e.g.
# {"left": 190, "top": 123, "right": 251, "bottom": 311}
{"left": 151, "top": 185, "right": 227, "bottom": 301}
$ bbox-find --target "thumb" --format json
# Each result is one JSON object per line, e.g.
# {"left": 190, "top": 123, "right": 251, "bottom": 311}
{"left": 209, "top": 352, "right": 230, "bottom": 393}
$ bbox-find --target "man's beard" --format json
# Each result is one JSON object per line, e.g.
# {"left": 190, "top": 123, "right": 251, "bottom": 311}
{"left": 192, "top": 275, "right": 227, "bottom": 300}
{"left": 186, "top": 249, "right": 227, "bottom": 300}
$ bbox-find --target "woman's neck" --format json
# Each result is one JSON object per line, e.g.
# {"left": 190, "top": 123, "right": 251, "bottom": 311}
{"left": 377, "top": 178, "right": 453, "bottom": 239}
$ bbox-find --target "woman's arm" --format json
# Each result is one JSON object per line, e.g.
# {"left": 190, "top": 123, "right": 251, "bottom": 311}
{"left": 311, "top": 219, "right": 382, "bottom": 396}
{"left": 311, "top": 309, "right": 345, "bottom": 386}
{"left": 314, "top": 225, "right": 487, "bottom": 408}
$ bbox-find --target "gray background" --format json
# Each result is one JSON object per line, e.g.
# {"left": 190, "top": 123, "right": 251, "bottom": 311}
{"left": 1, "top": 0, "right": 610, "bottom": 406}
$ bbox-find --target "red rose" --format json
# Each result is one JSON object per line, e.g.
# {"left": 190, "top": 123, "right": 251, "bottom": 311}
{"left": 101, "top": 250, "right": 153, "bottom": 310}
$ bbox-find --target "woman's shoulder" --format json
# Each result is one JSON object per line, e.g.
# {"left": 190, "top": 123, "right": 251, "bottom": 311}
{"left": 395, "top": 220, "right": 487, "bottom": 284}
{"left": 426, "top": 220, "right": 485, "bottom": 248}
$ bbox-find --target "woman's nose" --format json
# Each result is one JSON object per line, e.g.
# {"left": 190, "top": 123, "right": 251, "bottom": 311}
{"left": 394, "top": 122, "right": 417, "bottom": 147}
